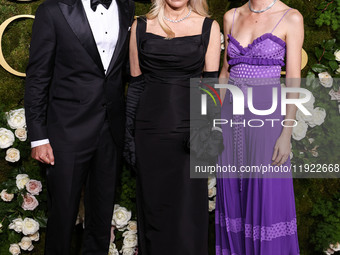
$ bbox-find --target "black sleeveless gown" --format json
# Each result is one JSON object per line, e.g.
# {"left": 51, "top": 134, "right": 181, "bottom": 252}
{"left": 134, "top": 17, "right": 213, "bottom": 255}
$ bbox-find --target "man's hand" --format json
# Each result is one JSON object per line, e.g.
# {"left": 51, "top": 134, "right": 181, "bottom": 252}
{"left": 32, "top": 143, "right": 55, "bottom": 165}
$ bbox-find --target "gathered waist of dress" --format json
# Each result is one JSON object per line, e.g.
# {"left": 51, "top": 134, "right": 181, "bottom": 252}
{"left": 227, "top": 77, "right": 282, "bottom": 87}
{"left": 229, "top": 63, "right": 283, "bottom": 80}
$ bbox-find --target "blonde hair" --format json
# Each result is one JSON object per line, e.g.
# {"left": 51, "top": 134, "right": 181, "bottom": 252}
{"left": 146, "top": 0, "right": 210, "bottom": 38}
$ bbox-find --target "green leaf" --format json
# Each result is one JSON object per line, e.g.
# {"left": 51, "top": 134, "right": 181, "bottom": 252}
{"left": 315, "top": 47, "right": 324, "bottom": 60}
{"left": 324, "top": 51, "right": 336, "bottom": 60}
{"left": 329, "top": 60, "right": 339, "bottom": 71}
{"left": 324, "top": 39, "right": 336, "bottom": 50}
{"left": 311, "top": 79, "right": 320, "bottom": 89}
{"left": 306, "top": 72, "right": 315, "bottom": 87}
{"left": 312, "top": 63, "right": 328, "bottom": 73}
{"left": 35, "top": 215, "right": 48, "bottom": 228}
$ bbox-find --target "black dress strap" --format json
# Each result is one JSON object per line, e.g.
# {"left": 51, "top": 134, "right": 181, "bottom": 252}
{"left": 136, "top": 16, "right": 147, "bottom": 47}
{"left": 202, "top": 17, "right": 214, "bottom": 50}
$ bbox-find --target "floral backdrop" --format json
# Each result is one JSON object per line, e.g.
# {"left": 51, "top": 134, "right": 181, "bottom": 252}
{"left": 0, "top": 0, "right": 339, "bottom": 254}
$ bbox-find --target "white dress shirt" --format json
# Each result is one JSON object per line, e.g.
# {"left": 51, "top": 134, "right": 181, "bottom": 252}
{"left": 31, "top": 0, "right": 120, "bottom": 148}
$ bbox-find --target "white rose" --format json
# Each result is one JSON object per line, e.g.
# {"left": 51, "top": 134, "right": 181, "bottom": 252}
{"left": 0, "top": 128, "right": 15, "bottom": 149}
{"left": 29, "top": 231, "right": 40, "bottom": 241}
{"left": 209, "top": 199, "right": 216, "bottom": 212}
{"left": 330, "top": 242, "right": 340, "bottom": 251}
{"left": 9, "top": 244, "right": 21, "bottom": 255}
{"left": 122, "top": 231, "right": 138, "bottom": 248}
{"left": 329, "top": 89, "right": 340, "bottom": 102}
{"left": 334, "top": 49, "right": 340, "bottom": 62}
{"left": 325, "top": 248, "right": 335, "bottom": 255}
{"left": 108, "top": 243, "right": 119, "bottom": 255}
{"left": 318, "top": 72, "right": 333, "bottom": 88}
{"left": 9, "top": 218, "right": 23, "bottom": 233}
{"left": 127, "top": 220, "right": 137, "bottom": 234}
{"left": 1, "top": 189, "right": 14, "bottom": 202}
{"left": 0, "top": 222, "right": 2, "bottom": 229}
{"left": 290, "top": 152, "right": 293, "bottom": 159}
{"left": 336, "top": 65, "right": 340, "bottom": 74}
{"left": 308, "top": 107, "right": 326, "bottom": 127}
{"left": 22, "top": 218, "right": 40, "bottom": 235}
{"left": 311, "top": 150, "right": 319, "bottom": 157}
{"left": 302, "top": 92, "right": 315, "bottom": 111}
{"left": 19, "top": 237, "right": 34, "bottom": 251}
{"left": 296, "top": 109, "right": 313, "bottom": 123}
{"left": 15, "top": 128, "right": 27, "bottom": 142}
{"left": 5, "top": 148, "right": 20, "bottom": 163}
{"left": 112, "top": 205, "right": 131, "bottom": 230}
{"left": 208, "top": 187, "right": 216, "bottom": 198}
{"left": 6, "top": 108, "right": 26, "bottom": 129}
{"left": 220, "top": 32, "right": 225, "bottom": 50}
{"left": 16, "top": 174, "right": 30, "bottom": 190}
{"left": 292, "top": 121, "right": 308, "bottom": 141}
{"left": 208, "top": 176, "right": 216, "bottom": 189}
{"left": 121, "top": 247, "right": 136, "bottom": 255}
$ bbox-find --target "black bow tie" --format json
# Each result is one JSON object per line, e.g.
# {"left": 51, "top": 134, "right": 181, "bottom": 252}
{"left": 90, "top": 0, "right": 112, "bottom": 11}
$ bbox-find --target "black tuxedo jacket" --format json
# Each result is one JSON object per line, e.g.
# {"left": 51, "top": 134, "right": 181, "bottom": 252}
{"left": 24, "top": 0, "right": 135, "bottom": 151}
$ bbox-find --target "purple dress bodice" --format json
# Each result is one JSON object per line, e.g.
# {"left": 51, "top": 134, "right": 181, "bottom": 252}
{"left": 227, "top": 33, "right": 286, "bottom": 79}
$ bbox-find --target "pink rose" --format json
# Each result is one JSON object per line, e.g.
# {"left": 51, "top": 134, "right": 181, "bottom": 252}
{"left": 22, "top": 194, "right": 39, "bottom": 211}
{"left": 26, "top": 180, "right": 42, "bottom": 195}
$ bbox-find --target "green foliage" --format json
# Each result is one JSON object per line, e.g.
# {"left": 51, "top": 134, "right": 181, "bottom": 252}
{"left": 311, "top": 38, "right": 340, "bottom": 81}
{"left": 291, "top": 38, "right": 340, "bottom": 169}
{"left": 115, "top": 166, "right": 137, "bottom": 216}
{"left": 315, "top": 0, "right": 340, "bottom": 31}
{"left": 310, "top": 192, "right": 340, "bottom": 251}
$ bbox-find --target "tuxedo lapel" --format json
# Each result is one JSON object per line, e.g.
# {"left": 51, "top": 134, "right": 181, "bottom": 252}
{"left": 58, "top": 0, "right": 105, "bottom": 73}
{"left": 106, "top": 0, "right": 130, "bottom": 76}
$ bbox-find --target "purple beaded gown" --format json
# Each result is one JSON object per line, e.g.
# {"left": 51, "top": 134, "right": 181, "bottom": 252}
{"left": 215, "top": 8, "right": 300, "bottom": 255}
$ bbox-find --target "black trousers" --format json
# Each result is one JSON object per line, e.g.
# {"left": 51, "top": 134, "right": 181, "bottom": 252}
{"left": 45, "top": 121, "right": 120, "bottom": 255}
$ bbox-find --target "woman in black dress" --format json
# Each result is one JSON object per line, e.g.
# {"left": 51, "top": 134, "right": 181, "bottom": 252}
{"left": 125, "top": 0, "right": 221, "bottom": 253}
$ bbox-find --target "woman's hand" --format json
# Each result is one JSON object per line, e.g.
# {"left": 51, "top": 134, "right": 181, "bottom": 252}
{"left": 271, "top": 134, "right": 291, "bottom": 166}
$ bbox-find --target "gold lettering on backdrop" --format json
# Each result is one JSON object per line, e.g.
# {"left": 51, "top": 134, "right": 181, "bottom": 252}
{"left": 0, "top": 15, "right": 35, "bottom": 77}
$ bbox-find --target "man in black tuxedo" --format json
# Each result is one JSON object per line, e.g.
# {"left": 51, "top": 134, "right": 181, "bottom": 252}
{"left": 24, "top": 0, "right": 134, "bottom": 253}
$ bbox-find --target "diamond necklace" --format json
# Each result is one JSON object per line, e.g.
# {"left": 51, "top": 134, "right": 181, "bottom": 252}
{"left": 248, "top": 0, "right": 278, "bottom": 13}
{"left": 164, "top": 8, "right": 192, "bottom": 23}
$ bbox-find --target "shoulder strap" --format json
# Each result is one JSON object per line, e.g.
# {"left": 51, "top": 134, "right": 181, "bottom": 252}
{"left": 230, "top": 8, "right": 237, "bottom": 36}
{"left": 202, "top": 17, "right": 214, "bottom": 49}
{"left": 136, "top": 16, "right": 147, "bottom": 46}
{"left": 271, "top": 8, "right": 293, "bottom": 33}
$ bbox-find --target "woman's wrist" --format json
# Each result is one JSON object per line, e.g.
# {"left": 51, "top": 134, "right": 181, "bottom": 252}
{"left": 280, "top": 127, "right": 293, "bottom": 139}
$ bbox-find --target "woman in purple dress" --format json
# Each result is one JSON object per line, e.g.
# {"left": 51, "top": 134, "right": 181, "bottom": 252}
{"left": 216, "top": 0, "right": 304, "bottom": 254}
